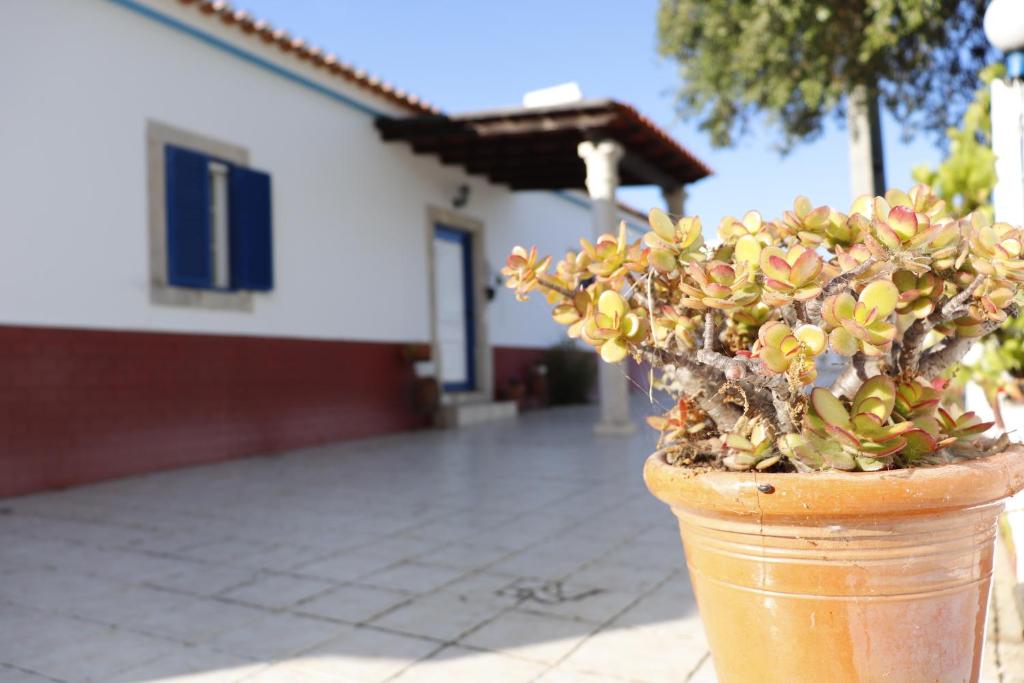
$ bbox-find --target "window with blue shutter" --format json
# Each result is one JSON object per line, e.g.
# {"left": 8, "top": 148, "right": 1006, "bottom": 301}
{"left": 229, "top": 167, "right": 273, "bottom": 291}
{"left": 163, "top": 144, "right": 273, "bottom": 293}
{"left": 165, "top": 146, "right": 212, "bottom": 288}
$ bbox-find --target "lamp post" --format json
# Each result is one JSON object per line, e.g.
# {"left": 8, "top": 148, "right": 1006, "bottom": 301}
{"left": 985, "top": 0, "right": 1024, "bottom": 78}
{"left": 986, "top": 0, "right": 1024, "bottom": 227}
{"left": 984, "top": 0, "right": 1024, "bottom": 620}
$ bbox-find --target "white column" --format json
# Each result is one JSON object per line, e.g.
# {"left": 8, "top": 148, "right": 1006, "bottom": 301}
{"left": 662, "top": 186, "right": 685, "bottom": 217}
{"left": 990, "top": 74, "right": 1024, "bottom": 594}
{"left": 578, "top": 140, "right": 634, "bottom": 435}
{"left": 991, "top": 78, "right": 1024, "bottom": 226}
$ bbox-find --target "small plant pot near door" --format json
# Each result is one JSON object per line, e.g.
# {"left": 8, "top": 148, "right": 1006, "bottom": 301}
{"left": 644, "top": 447, "right": 1024, "bottom": 683}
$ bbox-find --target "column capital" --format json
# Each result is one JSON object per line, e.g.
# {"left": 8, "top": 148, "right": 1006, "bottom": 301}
{"left": 577, "top": 139, "right": 624, "bottom": 200}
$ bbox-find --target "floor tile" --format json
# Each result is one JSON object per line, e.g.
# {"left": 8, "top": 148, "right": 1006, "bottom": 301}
{"left": 415, "top": 542, "right": 514, "bottom": 571}
{"left": 221, "top": 573, "right": 335, "bottom": 609}
{"left": 292, "top": 552, "right": 396, "bottom": 583}
{"left": 369, "top": 590, "right": 509, "bottom": 642}
{"left": 357, "top": 562, "right": 466, "bottom": 594}
{"left": 389, "top": 645, "right": 548, "bottom": 682}
{"left": 19, "top": 627, "right": 180, "bottom": 682}
{"left": 0, "top": 665, "right": 62, "bottom": 683}
{"left": 534, "top": 669, "right": 631, "bottom": 682}
{"left": 108, "top": 646, "right": 263, "bottom": 682}
{"left": 459, "top": 610, "right": 595, "bottom": 665}
{"left": 558, "top": 621, "right": 709, "bottom": 682}
{"left": 514, "top": 579, "right": 643, "bottom": 625}
{"left": 294, "top": 583, "right": 412, "bottom": 624}
{"left": 150, "top": 563, "right": 261, "bottom": 597}
{"left": 208, "top": 613, "right": 345, "bottom": 660}
{"left": 290, "top": 626, "right": 440, "bottom": 681}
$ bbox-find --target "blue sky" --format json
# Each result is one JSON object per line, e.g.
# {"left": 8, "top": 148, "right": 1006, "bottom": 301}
{"left": 239, "top": 0, "right": 946, "bottom": 227}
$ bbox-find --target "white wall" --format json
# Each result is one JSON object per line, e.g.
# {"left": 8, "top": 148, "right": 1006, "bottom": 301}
{"left": 0, "top": 0, "right": 651, "bottom": 350}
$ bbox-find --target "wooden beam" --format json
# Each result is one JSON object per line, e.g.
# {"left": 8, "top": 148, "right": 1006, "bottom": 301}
{"left": 620, "top": 152, "right": 681, "bottom": 190}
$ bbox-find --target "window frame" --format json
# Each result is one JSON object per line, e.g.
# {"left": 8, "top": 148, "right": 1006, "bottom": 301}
{"left": 147, "top": 120, "right": 253, "bottom": 311}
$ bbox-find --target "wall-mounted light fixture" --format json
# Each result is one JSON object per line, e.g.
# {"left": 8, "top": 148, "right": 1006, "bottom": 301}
{"left": 452, "top": 184, "right": 470, "bottom": 209}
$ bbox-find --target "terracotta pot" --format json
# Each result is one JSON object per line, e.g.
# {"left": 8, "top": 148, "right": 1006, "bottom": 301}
{"left": 644, "top": 446, "right": 1024, "bottom": 683}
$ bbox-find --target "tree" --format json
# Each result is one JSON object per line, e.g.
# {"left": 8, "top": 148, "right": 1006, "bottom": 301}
{"left": 657, "top": 0, "right": 995, "bottom": 194}
{"left": 913, "top": 64, "right": 1002, "bottom": 221}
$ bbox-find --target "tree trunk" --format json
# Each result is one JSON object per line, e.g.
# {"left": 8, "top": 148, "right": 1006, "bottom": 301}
{"left": 847, "top": 85, "right": 886, "bottom": 198}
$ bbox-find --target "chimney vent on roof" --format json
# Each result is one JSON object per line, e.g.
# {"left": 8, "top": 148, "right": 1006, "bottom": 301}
{"left": 523, "top": 82, "right": 583, "bottom": 108}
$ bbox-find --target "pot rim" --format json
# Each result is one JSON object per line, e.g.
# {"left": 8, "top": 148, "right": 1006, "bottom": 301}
{"left": 644, "top": 443, "right": 1024, "bottom": 519}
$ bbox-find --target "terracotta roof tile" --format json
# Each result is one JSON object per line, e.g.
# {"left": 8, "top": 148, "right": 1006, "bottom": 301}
{"left": 176, "top": 0, "right": 440, "bottom": 115}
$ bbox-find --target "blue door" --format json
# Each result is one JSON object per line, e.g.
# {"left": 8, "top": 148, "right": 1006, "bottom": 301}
{"left": 432, "top": 225, "right": 476, "bottom": 392}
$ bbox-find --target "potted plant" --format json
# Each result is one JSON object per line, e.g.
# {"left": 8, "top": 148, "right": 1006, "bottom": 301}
{"left": 501, "top": 185, "right": 1024, "bottom": 683}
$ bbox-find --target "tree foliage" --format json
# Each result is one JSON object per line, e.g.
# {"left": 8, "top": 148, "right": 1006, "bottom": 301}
{"left": 913, "top": 64, "right": 1002, "bottom": 222}
{"left": 657, "top": 0, "right": 995, "bottom": 150}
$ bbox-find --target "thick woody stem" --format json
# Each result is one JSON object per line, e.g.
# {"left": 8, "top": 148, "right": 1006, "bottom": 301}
{"left": 897, "top": 275, "right": 984, "bottom": 375}
{"left": 771, "top": 392, "right": 796, "bottom": 433}
{"left": 793, "top": 300, "right": 809, "bottom": 325}
{"left": 675, "top": 363, "right": 743, "bottom": 433}
{"left": 695, "top": 313, "right": 794, "bottom": 432}
{"left": 695, "top": 313, "right": 774, "bottom": 387}
{"left": 942, "top": 275, "right": 985, "bottom": 319}
{"left": 918, "top": 303, "right": 1019, "bottom": 380}
{"left": 639, "top": 347, "right": 742, "bottom": 433}
{"left": 918, "top": 336, "right": 976, "bottom": 380}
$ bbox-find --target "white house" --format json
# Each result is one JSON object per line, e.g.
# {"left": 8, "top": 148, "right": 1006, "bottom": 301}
{"left": 0, "top": 0, "right": 711, "bottom": 496}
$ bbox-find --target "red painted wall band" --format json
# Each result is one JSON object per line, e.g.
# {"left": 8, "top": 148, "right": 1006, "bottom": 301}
{"left": 0, "top": 326, "right": 430, "bottom": 497}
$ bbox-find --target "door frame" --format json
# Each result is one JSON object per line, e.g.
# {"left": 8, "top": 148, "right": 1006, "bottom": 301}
{"left": 425, "top": 206, "right": 492, "bottom": 405}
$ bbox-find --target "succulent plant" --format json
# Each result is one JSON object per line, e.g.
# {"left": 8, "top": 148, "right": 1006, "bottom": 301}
{"left": 503, "top": 184, "right": 1021, "bottom": 473}
{"left": 581, "top": 222, "right": 643, "bottom": 280}
{"left": 776, "top": 196, "right": 849, "bottom": 248}
{"left": 652, "top": 305, "right": 701, "bottom": 350}
{"left": 679, "top": 261, "right": 760, "bottom": 311}
{"left": 893, "top": 378, "right": 943, "bottom": 420}
{"left": 722, "top": 415, "right": 779, "bottom": 471}
{"left": 646, "top": 209, "right": 703, "bottom": 273}
{"left": 893, "top": 270, "right": 944, "bottom": 319}
{"left": 717, "top": 210, "right": 777, "bottom": 264}
{"left": 820, "top": 280, "right": 900, "bottom": 356}
{"left": 580, "top": 290, "right": 648, "bottom": 363}
{"left": 751, "top": 321, "right": 826, "bottom": 384}
{"left": 935, "top": 407, "right": 993, "bottom": 442}
{"left": 501, "top": 246, "right": 551, "bottom": 302}
{"left": 968, "top": 219, "right": 1024, "bottom": 282}
{"left": 804, "top": 377, "right": 912, "bottom": 470}
{"left": 647, "top": 397, "right": 711, "bottom": 444}
{"left": 759, "top": 245, "right": 824, "bottom": 306}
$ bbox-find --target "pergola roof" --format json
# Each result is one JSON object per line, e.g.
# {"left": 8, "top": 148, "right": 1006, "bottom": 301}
{"left": 375, "top": 99, "right": 712, "bottom": 191}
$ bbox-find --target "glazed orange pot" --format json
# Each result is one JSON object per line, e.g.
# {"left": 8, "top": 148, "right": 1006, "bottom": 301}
{"left": 644, "top": 446, "right": 1024, "bottom": 683}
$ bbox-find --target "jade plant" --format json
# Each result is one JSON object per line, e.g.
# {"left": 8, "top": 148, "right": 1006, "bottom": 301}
{"left": 501, "top": 185, "right": 1022, "bottom": 472}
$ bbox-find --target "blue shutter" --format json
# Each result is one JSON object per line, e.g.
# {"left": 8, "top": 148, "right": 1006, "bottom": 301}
{"left": 228, "top": 166, "right": 273, "bottom": 291}
{"left": 165, "top": 146, "right": 212, "bottom": 288}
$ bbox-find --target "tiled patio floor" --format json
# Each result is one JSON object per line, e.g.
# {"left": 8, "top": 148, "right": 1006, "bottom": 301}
{"left": 1, "top": 400, "right": 1020, "bottom": 682}
{"left": 0, "top": 401, "right": 716, "bottom": 683}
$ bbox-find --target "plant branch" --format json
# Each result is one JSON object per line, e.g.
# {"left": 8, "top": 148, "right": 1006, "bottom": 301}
{"left": 806, "top": 257, "right": 880, "bottom": 323}
{"left": 897, "top": 275, "right": 984, "bottom": 375}
{"left": 642, "top": 347, "right": 742, "bottom": 433}
{"left": 535, "top": 277, "right": 576, "bottom": 300}
{"left": 694, "top": 313, "right": 796, "bottom": 431}
{"left": 918, "top": 305, "right": 1018, "bottom": 379}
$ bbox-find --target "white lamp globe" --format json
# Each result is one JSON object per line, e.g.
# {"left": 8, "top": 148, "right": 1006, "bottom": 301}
{"left": 984, "top": 0, "right": 1024, "bottom": 54}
